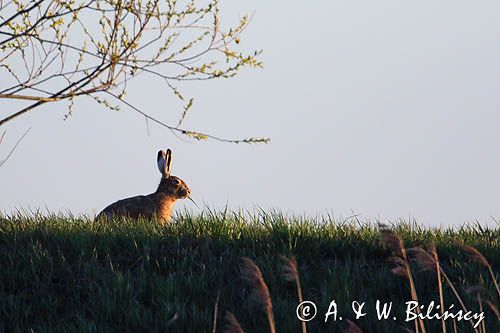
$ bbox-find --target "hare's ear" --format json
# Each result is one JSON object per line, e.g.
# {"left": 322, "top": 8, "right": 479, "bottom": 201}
{"left": 165, "top": 148, "right": 172, "bottom": 177}
{"left": 157, "top": 150, "right": 167, "bottom": 175}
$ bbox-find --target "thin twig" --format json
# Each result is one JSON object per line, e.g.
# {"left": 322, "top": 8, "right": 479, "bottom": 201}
{"left": 105, "top": 91, "right": 269, "bottom": 144}
{"left": 0, "top": 127, "right": 31, "bottom": 168}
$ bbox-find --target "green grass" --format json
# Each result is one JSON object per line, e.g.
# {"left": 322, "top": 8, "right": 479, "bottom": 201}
{"left": 0, "top": 211, "right": 498, "bottom": 332}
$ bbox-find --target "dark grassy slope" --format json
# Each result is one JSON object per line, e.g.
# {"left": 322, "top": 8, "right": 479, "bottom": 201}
{"left": 0, "top": 212, "right": 498, "bottom": 333}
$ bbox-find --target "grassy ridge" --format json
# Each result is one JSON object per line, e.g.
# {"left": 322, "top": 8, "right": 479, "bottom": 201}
{"left": 0, "top": 212, "right": 498, "bottom": 332}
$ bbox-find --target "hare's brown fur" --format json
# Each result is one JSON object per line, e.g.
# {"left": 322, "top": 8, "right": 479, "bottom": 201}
{"left": 96, "top": 149, "right": 190, "bottom": 224}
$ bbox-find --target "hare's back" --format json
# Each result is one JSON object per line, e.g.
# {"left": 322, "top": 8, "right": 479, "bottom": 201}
{"left": 97, "top": 195, "right": 157, "bottom": 219}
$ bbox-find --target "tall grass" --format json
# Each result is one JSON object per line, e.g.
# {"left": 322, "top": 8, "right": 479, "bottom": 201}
{"left": 0, "top": 211, "right": 498, "bottom": 332}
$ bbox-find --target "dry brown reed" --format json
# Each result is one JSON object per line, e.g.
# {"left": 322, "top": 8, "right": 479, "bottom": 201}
{"left": 241, "top": 257, "right": 276, "bottom": 333}
{"left": 223, "top": 311, "right": 245, "bottom": 333}
{"left": 429, "top": 243, "right": 446, "bottom": 333}
{"left": 485, "top": 301, "right": 499, "bottom": 320}
{"left": 407, "top": 243, "right": 446, "bottom": 333}
{"left": 408, "top": 245, "right": 484, "bottom": 332}
{"left": 280, "top": 255, "right": 306, "bottom": 333}
{"left": 477, "top": 294, "right": 486, "bottom": 333}
{"left": 459, "top": 245, "right": 500, "bottom": 298}
{"left": 379, "top": 223, "right": 426, "bottom": 333}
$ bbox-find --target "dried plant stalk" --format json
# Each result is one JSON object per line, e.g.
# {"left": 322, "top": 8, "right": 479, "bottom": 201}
{"left": 281, "top": 255, "right": 306, "bottom": 333}
{"left": 212, "top": 290, "right": 220, "bottom": 333}
{"left": 223, "top": 311, "right": 245, "bottom": 333}
{"left": 409, "top": 246, "right": 478, "bottom": 332}
{"left": 241, "top": 257, "right": 275, "bottom": 333}
{"left": 408, "top": 244, "right": 447, "bottom": 333}
{"left": 429, "top": 243, "right": 446, "bottom": 333}
{"left": 477, "top": 294, "right": 486, "bottom": 333}
{"left": 486, "top": 301, "right": 499, "bottom": 320}
{"left": 379, "top": 224, "right": 426, "bottom": 333}
{"left": 460, "top": 245, "right": 500, "bottom": 298}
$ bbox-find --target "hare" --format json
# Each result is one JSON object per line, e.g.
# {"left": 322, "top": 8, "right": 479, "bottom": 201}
{"left": 97, "top": 148, "right": 191, "bottom": 224}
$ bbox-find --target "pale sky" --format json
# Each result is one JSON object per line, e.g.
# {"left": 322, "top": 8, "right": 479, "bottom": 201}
{"left": 1, "top": 1, "right": 499, "bottom": 226}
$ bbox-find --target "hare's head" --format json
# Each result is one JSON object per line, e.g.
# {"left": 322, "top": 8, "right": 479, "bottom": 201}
{"left": 156, "top": 149, "right": 191, "bottom": 199}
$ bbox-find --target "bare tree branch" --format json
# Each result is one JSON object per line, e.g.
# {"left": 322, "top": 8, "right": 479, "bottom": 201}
{"left": 0, "top": 0, "right": 266, "bottom": 143}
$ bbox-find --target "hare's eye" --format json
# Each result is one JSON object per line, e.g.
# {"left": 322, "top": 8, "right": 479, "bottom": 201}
{"left": 172, "top": 178, "right": 180, "bottom": 185}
